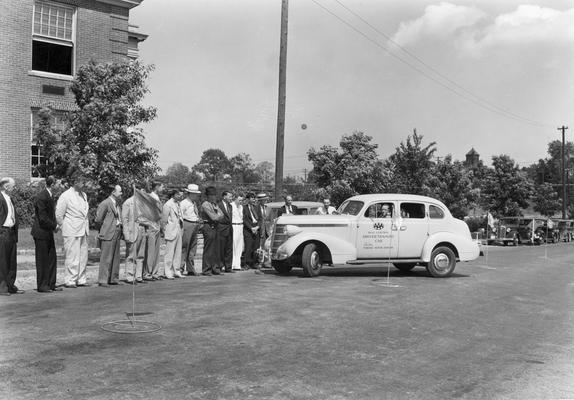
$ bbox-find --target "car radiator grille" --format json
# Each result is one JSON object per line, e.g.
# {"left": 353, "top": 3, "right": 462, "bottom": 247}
{"left": 271, "top": 224, "right": 288, "bottom": 254}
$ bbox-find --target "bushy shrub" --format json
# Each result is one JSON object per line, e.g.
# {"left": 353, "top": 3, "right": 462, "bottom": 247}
{"left": 11, "top": 184, "right": 39, "bottom": 228}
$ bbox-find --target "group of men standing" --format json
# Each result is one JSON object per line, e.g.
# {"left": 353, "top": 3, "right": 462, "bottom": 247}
{"left": 0, "top": 174, "right": 303, "bottom": 295}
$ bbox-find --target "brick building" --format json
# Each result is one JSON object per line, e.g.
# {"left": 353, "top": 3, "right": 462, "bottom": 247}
{"left": 0, "top": 0, "right": 147, "bottom": 181}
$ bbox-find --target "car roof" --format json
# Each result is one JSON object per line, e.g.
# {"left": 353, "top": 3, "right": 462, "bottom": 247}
{"left": 345, "top": 194, "right": 447, "bottom": 207}
{"left": 266, "top": 201, "right": 323, "bottom": 209}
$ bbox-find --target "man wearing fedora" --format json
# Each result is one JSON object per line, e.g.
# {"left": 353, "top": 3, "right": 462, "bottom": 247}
{"left": 180, "top": 183, "right": 201, "bottom": 276}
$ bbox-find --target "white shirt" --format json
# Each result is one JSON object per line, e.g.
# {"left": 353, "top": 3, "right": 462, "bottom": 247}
{"left": 1, "top": 191, "right": 15, "bottom": 227}
{"left": 315, "top": 205, "right": 336, "bottom": 215}
{"left": 180, "top": 198, "right": 199, "bottom": 222}
{"left": 231, "top": 202, "right": 243, "bottom": 224}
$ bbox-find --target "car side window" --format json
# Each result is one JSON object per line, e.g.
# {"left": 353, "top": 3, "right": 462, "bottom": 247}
{"left": 429, "top": 205, "right": 445, "bottom": 219}
{"left": 400, "top": 203, "right": 425, "bottom": 219}
{"left": 364, "top": 202, "right": 393, "bottom": 218}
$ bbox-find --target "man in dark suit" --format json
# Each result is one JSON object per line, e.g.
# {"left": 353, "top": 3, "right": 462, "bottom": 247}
{"left": 277, "top": 195, "right": 299, "bottom": 217}
{"left": 217, "top": 191, "right": 234, "bottom": 273}
{"left": 242, "top": 192, "right": 260, "bottom": 270}
{"left": 95, "top": 185, "right": 123, "bottom": 287}
{"left": 0, "top": 177, "right": 23, "bottom": 296}
{"left": 31, "top": 176, "right": 61, "bottom": 293}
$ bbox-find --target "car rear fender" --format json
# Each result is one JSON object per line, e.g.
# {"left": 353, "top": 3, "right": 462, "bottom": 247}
{"left": 421, "top": 233, "right": 463, "bottom": 262}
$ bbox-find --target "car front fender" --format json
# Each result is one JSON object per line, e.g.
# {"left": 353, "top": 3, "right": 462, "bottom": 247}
{"left": 277, "top": 232, "right": 357, "bottom": 264}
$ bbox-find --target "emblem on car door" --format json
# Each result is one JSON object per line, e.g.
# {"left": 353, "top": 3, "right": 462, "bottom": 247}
{"left": 373, "top": 222, "right": 384, "bottom": 230}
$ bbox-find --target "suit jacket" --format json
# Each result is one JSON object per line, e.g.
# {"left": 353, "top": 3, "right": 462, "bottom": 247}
{"left": 277, "top": 204, "right": 299, "bottom": 217}
{"left": 162, "top": 199, "right": 182, "bottom": 241}
{"left": 121, "top": 196, "right": 139, "bottom": 243}
{"left": 56, "top": 187, "right": 89, "bottom": 237}
{"left": 217, "top": 200, "right": 233, "bottom": 230}
{"left": 95, "top": 197, "right": 121, "bottom": 241}
{"left": 257, "top": 204, "right": 271, "bottom": 239}
{"left": 31, "top": 188, "right": 56, "bottom": 240}
{"left": 243, "top": 203, "right": 259, "bottom": 237}
{"left": 0, "top": 192, "right": 19, "bottom": 242}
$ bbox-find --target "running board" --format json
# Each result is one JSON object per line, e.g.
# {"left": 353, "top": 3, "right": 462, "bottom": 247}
{"left": 347, "top": 259, "right": 421, "bottom": 265}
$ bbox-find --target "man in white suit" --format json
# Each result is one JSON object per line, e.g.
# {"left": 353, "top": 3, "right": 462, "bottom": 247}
{"left": 55, "top": 173, "right": 90, "bottom": 288}
{"left": 162, "top": 189, "right": 183, "bottom": 279}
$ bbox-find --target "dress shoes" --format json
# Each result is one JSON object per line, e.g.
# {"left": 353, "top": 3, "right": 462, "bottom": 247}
{"left": 136, "top": 280, "right": 147, "bottom": 284}
{"left": 108, "top": 281, "right": 119, "bottom": 285}
{"left": 201, "top": 272, "right": 212, "bottom": 276}
{"left": 52, "top": 287, "right": 63, "bottom": 291}
{"left": 65, "top": 284, "right": 77, "bottom": 288}
{"left": 38, "top": 289, "right": 52, "bottom": 293}
{"left": 10, "top": 289, "right": 25, "bottom": 294}
{"left": 76, "top": 283, "right": 90, "bottom": 287}
{"left": 186, "top": 272, "right": 198, "bottom": 276}
{"left": 98, "top": 283, "right": 110, "bottom": 287}
{"left": 225, "top": 269, "right": 236, "bottom": 273}
{"left": 212, "top": 271, "right": 221, "bottom": 275}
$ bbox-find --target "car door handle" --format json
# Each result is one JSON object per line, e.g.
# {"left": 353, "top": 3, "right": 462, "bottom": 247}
{"left": 400, "top": 226, "right": 407, "bottom": 231}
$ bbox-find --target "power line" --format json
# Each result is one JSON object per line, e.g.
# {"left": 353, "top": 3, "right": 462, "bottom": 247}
{"left": 309, "top": 0, "right": 555, "bottom": 128}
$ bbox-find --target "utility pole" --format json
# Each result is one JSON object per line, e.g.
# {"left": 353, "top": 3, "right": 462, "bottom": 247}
{"left": 274, "top": 0, "right": 289, "bottom": 200}
{"left": 558, "top": 125, "right": 568, "bottom": 219}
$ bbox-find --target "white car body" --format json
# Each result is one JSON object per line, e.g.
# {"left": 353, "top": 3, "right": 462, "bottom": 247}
{"left": 270, "top": 194, "right": 480, "bottom": 277}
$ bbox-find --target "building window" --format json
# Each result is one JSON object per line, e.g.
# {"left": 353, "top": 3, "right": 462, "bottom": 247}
{"left": 30, "top": 108, "right": 68, "bottom": 178}
{"left": 32, "top": 1, "right": 75, "bottom": 76}
{"left": 31, "top": 145, "right": 47, "bottom": 178}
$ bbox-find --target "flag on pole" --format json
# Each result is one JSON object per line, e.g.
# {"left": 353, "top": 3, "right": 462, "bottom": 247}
{"left": 487, "top": 212, "right": 495, "bottom": 229}
{"left": 134, "top": 187, "right": 161, "bottom": 222}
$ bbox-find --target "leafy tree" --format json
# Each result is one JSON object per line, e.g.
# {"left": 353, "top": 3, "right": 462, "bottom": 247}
{"left": 387, "top": 129, "right": 436, "bottom": 194}
{"left": 426, "top": 155, "right": 478, "bottom": 219}
{"left": 229, "top": 153, "right": 259, "bottom": 184}
{"left": 192, "top": 149, "right": 231, "bottom": 182}
{"left": 36, "top": 60, "right": 159, "bottom": 200}
{"left": 308, "top": 131, "right": 388, "bottom": 200}
{"left": 164, "top": 162, "right": 200, "bottom": 186}
{"left": 532, "top": 182, "right": 562, "bottom": 217}
{"left": 480, "top": 155, "right": 533, "bottom": 217}
{"left": 254, "top": 161, "right": 274, "bottom": 184}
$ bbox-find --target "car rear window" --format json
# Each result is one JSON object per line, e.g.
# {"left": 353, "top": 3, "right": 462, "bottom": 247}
{"left": 429, "top": 205, "right": 445, "bottom": 219}
{"left": 400, "top": 202, "right": 425, "bottom": 219}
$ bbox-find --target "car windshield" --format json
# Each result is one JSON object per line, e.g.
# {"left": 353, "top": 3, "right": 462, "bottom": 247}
{"left": 337, "top": 200, "right": 364, "bottom": 216}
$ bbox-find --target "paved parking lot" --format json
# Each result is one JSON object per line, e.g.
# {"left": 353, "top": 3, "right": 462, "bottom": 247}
{"left": 2, "top": 244, "right": 574, "bottom": 400}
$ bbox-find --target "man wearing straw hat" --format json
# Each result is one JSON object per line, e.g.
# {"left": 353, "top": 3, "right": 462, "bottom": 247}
{"left": 180, "top": 183, "right": 201, "bottom": 276}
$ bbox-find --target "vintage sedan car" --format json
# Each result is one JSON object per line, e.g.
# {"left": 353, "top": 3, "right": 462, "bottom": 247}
{"left": 269, "top": 194, "right": 480, "bottom": 278}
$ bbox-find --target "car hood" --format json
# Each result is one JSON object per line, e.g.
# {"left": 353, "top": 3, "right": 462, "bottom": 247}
{"left": 275, "top": 214, "right": 355, "bottom": 226}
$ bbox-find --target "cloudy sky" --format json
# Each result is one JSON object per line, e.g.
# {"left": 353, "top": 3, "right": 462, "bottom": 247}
{"left": 130, "top": 0, "right": 574, "bottom": 177}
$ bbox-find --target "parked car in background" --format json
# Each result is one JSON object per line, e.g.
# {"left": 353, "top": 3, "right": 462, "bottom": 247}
{"left": 269, "top": 194, "right": 480, "bottom": 278}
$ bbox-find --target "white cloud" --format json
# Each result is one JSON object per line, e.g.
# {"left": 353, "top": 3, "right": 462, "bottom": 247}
{"left": 468, "top": 5, "right": 574, "bottom": 51}
{"left": 392, "top": 2, "right": 486, "bottom": 46}
{"left": 392, "top": 3, "right": 574, "bottom": 56}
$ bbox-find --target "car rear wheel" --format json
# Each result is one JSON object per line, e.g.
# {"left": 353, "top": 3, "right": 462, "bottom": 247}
{"left": 302, "top": 243, "right": 323, "bottom": 277}
{"left": 273, "top": 261, "right": 293, "bottom": 275}
{"left": 393, "top": 263, "right": 416, "bottom": 272}
{"left": 426, "top": 246, "right": 456, "bottom": 278}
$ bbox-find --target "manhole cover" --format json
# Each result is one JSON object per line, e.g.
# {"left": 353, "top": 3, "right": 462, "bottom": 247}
{"left": 100, "top": 319, "right": 161, "bottom": 334}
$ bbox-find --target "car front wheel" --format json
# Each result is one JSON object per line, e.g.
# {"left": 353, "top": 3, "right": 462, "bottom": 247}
{"left": 426, "top": 246, "right": 456, "bottom": 278}
{"left": 301, "top": 243, "right": 323, "bottom": 277}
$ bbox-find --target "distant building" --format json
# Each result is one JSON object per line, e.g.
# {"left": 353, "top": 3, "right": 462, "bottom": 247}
{"left": 0, "top": 0, "right": 147, "bottom": 181}
{"left": 465, "top": 148, "right": 480, "bottom": 168}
